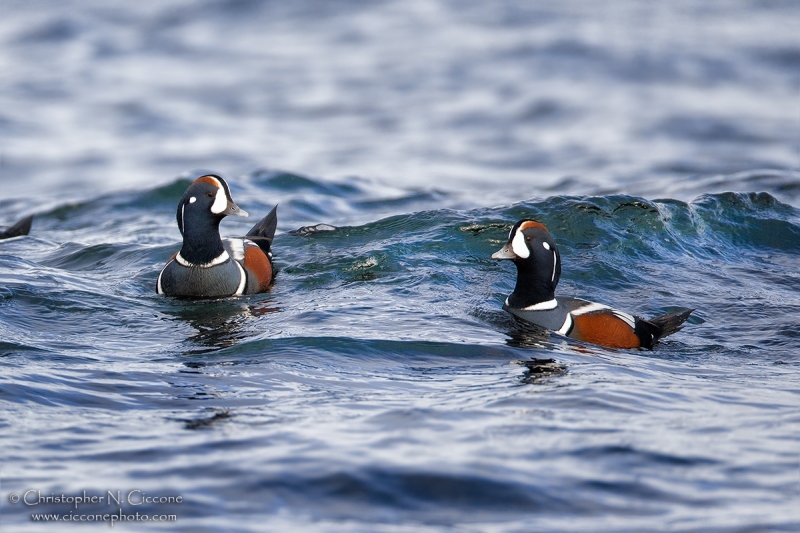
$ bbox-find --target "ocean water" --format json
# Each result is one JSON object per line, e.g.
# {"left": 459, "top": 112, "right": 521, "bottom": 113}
{"left": 1, "top": 1, "right": 799, "bottom": 532}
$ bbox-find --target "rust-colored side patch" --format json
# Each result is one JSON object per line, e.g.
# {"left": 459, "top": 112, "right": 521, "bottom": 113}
{"left": 520, "top": 220, "right": 548, "bottom": 232}
{"left": 195, "top": 176, "right": 221, "bottom": 188}
{"left": 570, "top": 312, "right": 641, "bottom": 349}
{"left": 243, "top": 246, "right": 273, "bottom": 292}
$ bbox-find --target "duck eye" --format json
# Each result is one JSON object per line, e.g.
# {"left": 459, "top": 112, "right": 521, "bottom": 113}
{"left": 206, "top": 192, "right": 214, "bottom": 198}
{"left": 526, "top": 237, "right": 531, "bottom": 242}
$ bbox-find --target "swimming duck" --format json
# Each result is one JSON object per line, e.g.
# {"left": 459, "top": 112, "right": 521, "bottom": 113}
{"left": 157, "top": 175, "right": 277, "bottom": 297}
{"left": 493, "top": 219, "right": 692, "bottom": 349}
{"left": 0, "top": 215, "right": 33, "bottom": 240}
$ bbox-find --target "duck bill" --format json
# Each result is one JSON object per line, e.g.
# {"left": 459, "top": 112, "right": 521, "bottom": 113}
{"left": 492, "top": 245, "right": 517, "bottom": 260}
{"left": 223, "top": 201, "right": 249, "bottom": 218}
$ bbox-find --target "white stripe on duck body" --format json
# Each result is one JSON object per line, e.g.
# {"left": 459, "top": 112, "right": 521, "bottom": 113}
{"left": 493, "top": 220, "right": 693, "bottom": 349}
{"left": 157, "top": 174, "right": 277, "bottom": 298}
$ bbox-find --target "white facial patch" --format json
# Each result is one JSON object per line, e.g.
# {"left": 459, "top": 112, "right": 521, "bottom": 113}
{"left": 210, "top": 186, "right": 227, "bottom": 214}
{"left": 511, "top": 229, "right": 530, "bottom": 258}
{"left": 542, "top": 242, "right": 550, "bottom": 250}
{"left": 189, "top": 197, "right": 196, "bottom": 204}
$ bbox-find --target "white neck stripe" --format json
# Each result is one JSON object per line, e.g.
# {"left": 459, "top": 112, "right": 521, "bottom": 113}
{"left": 175, "top": 250, "right": 230, "bottom": 268}
{"left": 520, "top": 299, "right": 558, "bottom": 311}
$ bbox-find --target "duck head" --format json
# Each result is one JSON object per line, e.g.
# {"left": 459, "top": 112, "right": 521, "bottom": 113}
{"left": 493, "top": 220, "right": 561, "bottom": 308}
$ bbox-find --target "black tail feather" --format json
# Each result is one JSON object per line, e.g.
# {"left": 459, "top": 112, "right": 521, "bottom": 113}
{"left": 650, "top": 308, "right": 694, "bottom": 343}
{"left": 1, "top": 215, "right": 33, "bottom": 239}
{"left": 245, "top": 205, "right": 277, "bottom": 255}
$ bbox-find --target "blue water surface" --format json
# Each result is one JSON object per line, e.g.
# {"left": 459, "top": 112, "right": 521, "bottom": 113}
{"left": 1, "top": 1, "right": 799, "bottom": 531}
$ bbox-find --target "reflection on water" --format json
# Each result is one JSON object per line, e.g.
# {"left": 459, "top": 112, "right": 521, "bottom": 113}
{"left": 168, "top": 298, "right": 281, "bottom": 354}
{"left": 505, "top": 318, "right": 552, "bottom": 349}
{"left": 180, "top": 408, "right": 233, "bottom": 430}
{"left": 515, "top": 358, "right": 568, "bottom": 384}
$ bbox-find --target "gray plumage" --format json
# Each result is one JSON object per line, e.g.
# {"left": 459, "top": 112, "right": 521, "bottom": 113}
{"left": 158, "top": 240, "right": 245, "bottom": 298}
{"left": 504, "top": 297, "right": 593, "bottom": 332}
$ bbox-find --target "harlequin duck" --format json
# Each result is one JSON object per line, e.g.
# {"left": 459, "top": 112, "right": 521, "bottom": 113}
{"left": 493, "top": 220, "right": 693, "bottom": 349}
{"left": 157, "top": 175, "right": 277, "bottom": 297}
{"left": 0, "top": 215, "right": 33, "bottom": 240}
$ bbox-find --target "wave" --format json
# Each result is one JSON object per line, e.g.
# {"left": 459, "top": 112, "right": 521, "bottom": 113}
{"left": 3, "top": 178, "right": 798, "bottom": 358}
